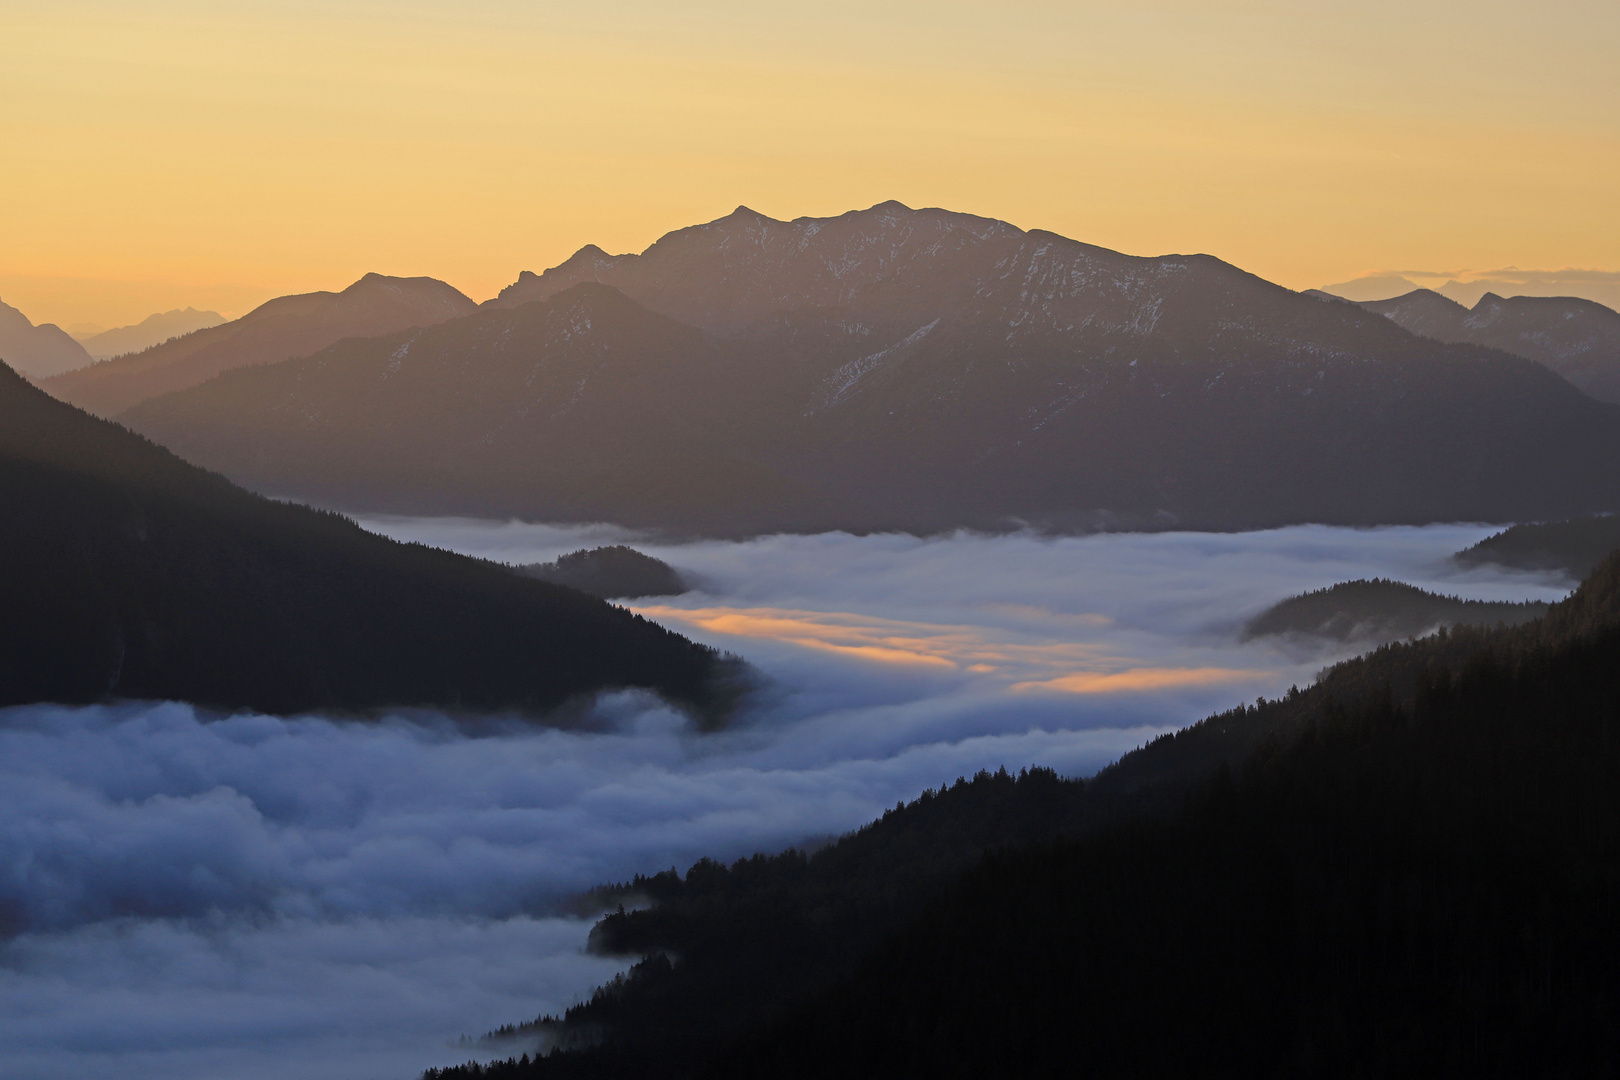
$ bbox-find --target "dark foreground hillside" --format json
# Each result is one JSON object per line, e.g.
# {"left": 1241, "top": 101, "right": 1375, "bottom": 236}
{"left": 428, "top": 552, "right": 1620, "bottom": 1079}
{"left": 716, "top": 629, "right": 1620, "bottom": 1077}
{"left": 0, "top": 361, "right": 730, "bottom": 720}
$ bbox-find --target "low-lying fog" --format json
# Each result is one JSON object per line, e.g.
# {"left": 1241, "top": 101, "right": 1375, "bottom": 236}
{"left": 1, "top": 524, "right": 1569, "bottom": 1080}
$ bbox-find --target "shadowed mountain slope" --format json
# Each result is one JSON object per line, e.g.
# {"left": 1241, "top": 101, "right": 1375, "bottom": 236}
{"left": 123, "top": 284, "right": 860, "bottom": 533}
{"left": 124, "top": 204, "right": 1620, "bottom": 535}
{"left": 42, "top": 273, "right": 476, "bottom": 416}
{"left": 1362, "top": 288, "right": 1620, "bottom": 403}
{"left": 1455, "top": 515, "right": 1620, "bottom": 581}
{"left": 0, "top": 360, "right": 728, "bottom": 720}
{"left": 0, "top": 298, "right": 93, "bottom": 379}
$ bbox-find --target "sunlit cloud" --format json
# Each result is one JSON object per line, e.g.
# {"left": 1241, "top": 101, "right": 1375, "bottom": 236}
{"left": 634, "top": 604, "right": 1122, "bottom": 675}
{"left": 1012, "top": 667, "right": 1273, "bottom": 695}
{"left": 634, "top": 605, "right": 965, "bottom": 667}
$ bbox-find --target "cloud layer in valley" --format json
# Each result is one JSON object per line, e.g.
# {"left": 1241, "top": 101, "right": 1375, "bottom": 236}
{"left": 1, "top": 523, "right": 1568, "bottom": 1080}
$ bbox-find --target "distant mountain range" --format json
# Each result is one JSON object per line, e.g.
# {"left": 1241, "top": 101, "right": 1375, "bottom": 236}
{"left": 115, "top": 203, "right": 1620, "bottom": 535}
{"left": 0, "top": 359, "right": 729, "bottom": 719}
{"left": 43, "top": 273, "right": 476, "bottom": 417}
{"left": 1321, "top": 270, "right": 1620, "bottom": 312}
{"left": 75, "top": 307, "right": 227, "bottom": 360}
{"left": 1356, "top": 289, "right": 1620, "bottom": 404}
{"left": 0, "top": 297, "right": 93, "bottom": 379}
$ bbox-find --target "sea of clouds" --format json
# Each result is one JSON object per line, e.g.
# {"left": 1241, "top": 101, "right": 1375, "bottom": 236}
{"left": 0, "top": 523, "right": 1570, "bottom": 1080}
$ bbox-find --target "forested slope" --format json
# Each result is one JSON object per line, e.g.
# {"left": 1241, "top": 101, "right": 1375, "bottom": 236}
{"left": 714, "top": 614, "right": 1620, "bottom": 1078}
{"left": 426, "top": 550, "right": 1620, "bottom": 1079}
{"left": 1455, "top": 514, "right": 1620, "bottom": 580}
{"left": 0, "top": 361, "right": 730, "bottom": 720}
{"left": 1242, "top": 578, "right": 1547, "bottom": 644}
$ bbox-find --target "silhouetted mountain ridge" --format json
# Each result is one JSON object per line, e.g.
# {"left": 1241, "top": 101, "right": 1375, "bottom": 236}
{"left": 1361, "top": 288, "right": 1620, "bottom": 403}
{"left": 0, "top": 359, "right": 729, "bottom": 719}
{"left": 119, "top": 203, "right": 1620, "bottom": 535}
{"left": 1243, "top": 578, "right": 1547, "bottom": 644}
{"left": 77, "top": 307, "right": 227, "bottom": 359}
{"left": 43, "top": 273, "right": 476, "bottom": 416}
{"left": 0, "top": 298, "right": 93, "bottom": 379}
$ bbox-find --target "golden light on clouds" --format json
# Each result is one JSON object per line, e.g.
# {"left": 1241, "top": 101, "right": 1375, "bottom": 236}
{"left": 635, "top": 605, "right": 1272, "bottom": 694}
{"left": 3, "top": 1, "right": 1617, "bottom": 326}
{"left": 1011, "top": 669, "right": 1271, "bottom": 696}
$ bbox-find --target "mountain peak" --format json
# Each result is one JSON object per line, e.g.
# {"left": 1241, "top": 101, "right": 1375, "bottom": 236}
{"left": 0, "top": 296, "right": 94, "bottom": 379}
{"left": 555, "top": 243, "right": 622, "bottom": 269}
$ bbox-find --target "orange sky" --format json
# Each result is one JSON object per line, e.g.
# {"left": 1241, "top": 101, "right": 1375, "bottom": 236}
{"left": 3, "top": 0, "right": 1617, "bottom": 328}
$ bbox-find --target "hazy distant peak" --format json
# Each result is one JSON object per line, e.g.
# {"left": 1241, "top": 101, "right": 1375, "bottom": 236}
{"left": 41, "top": 273, "right": 477, "bottom": 416}
{"left": 1362, "top": 284, "right": 1620, "bottom": 403}
{"left": 556, "top": 244, "right": 630, "bottom": 273}
{"left": 1364, "top": 289, "right": 1467, "bottom": 315}
{"left": 78, "top": 307, "right": 227, "bottom": 360}
{"left": 0, "top": 297, "right": 94, "bottom": 379}
{"left": 343, "top": 272, "right": 474, "bottom": 303}
{"left": 1408, "top": 288, "right": 1464, "bottom": 306}
{"left": 1318, "top": 274, "right": 1422, "bottom": 303}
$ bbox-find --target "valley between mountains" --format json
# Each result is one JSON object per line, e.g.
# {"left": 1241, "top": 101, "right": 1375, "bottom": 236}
{"left": 6, "top": 201, "right": 1620, "bottom": 1080}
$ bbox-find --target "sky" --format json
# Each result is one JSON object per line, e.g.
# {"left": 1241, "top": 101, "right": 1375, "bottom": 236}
{"left": 0, "top": 521, "right": 1573, "bottom": 1079}
{"left": 2, "top": 0, "right": 1617, "bottom": 328}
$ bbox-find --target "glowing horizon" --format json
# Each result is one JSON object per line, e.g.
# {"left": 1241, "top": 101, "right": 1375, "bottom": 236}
{"left": 3, "top": 0, "right": 1617, "bottom": 328}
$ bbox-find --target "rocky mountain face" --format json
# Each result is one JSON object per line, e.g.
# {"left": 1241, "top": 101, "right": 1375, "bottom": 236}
{"left": 42, "top": 273, "right": 477, "bottom": 416}
{"left": 0, "top": 298, "right": 93, "bottom": 379}
{"left": 1360, "top": 288, "right": 1620, "bottom": 403}
{"left": 122, "top": 203, "right": 1620, "bottom": 535}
